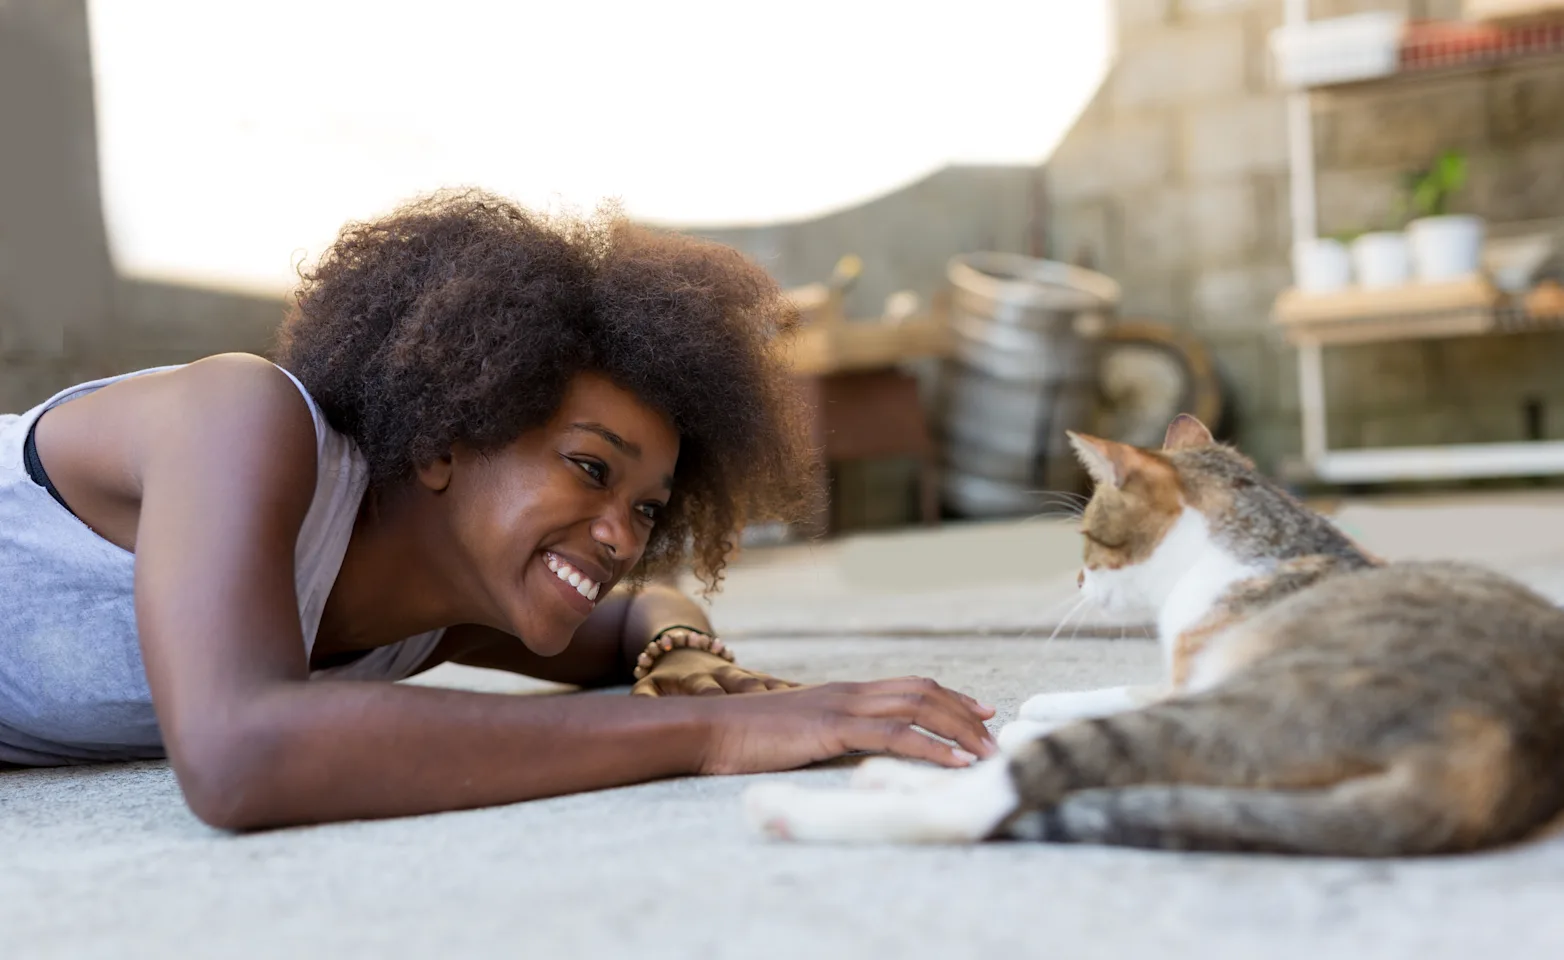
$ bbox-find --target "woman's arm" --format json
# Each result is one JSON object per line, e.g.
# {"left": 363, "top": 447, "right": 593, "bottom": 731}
{"left": 133, "top": 356, "right": 994, "bottom": 831}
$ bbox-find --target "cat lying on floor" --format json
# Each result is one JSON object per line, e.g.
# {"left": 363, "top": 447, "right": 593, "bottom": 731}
{"left": 744, "top": 415, "right": 1564, "bottom": 856}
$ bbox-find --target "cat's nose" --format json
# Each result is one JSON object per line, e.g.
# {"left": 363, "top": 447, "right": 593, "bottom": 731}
{"left": 1077, "top": 570, "right": 1085, "bottom": 589}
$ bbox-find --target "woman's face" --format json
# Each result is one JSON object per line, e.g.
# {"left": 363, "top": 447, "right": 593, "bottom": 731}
{"left": 429, "top": 373, "right": 680, "bottom": 655}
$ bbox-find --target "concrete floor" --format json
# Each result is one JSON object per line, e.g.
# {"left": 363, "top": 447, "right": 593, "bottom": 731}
{"left": 6, "top": 491, "right": 1564, "bottom": 958}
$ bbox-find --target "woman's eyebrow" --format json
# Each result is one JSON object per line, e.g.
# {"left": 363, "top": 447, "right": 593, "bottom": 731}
{"left": 570, "top": 422, "right": 640, "bottom": 458}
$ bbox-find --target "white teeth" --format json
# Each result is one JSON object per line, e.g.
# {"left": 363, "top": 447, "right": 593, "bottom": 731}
{"left": 548, "top": 556, "right": 600, "bottom": 602}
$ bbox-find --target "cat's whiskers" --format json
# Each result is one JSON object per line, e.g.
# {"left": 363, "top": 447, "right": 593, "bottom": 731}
{"left": 1044, "top": 595, "right": 1089, "bottom": 645}
{"left": 1008, "top": 589, "right": 1088, "bottom": 642}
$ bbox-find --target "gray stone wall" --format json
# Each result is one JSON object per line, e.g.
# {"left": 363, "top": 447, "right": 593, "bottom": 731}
{"left": 1048, "top": 0, "right": 1297, "bottom": 468}
{"left": 1049, "top": 0, "right": 1564, "bottom": 475}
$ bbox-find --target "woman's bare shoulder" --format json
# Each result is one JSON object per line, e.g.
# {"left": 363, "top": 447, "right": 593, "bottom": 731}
{"left": 144, "top": 353, "right": 320, "bottom": 479}
{"left": 142, "top": 353, "right": 316, "bottom": 450}
{"left": 33, "top": 353, "right": 321, "bottom": 552}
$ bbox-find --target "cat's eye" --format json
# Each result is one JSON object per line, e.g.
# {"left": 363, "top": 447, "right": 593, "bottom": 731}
{"left": 1083, "top": 531, "right": 1125, "bottom": 549}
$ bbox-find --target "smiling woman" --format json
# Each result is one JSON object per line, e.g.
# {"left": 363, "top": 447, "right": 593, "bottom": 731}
{"left": 0, "top": 190, "right": 996, "bottom": 827}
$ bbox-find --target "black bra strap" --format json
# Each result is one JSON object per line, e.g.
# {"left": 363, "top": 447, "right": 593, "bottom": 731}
{"left": 22, "top": 416, "right": 78, "bottom": 518}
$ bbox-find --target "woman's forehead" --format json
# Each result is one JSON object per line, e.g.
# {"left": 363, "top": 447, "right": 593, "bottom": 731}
{"left": 554, "top": 374, "right": 678, "bottom": 456}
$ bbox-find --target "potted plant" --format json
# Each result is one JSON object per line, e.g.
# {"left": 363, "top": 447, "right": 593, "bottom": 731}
{"left": 1292, "top": 232, "right": 1353, "bottom": 293}
{"left": 1346, "top": 225, "right": 1413, "bottom": 290}
{"left": 1404, "top": 150, "right": 1484, "bottom": 282}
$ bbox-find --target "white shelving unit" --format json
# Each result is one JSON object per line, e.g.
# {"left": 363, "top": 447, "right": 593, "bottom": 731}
{"left": 1276, "top": 0, "right": 1564, "bottom": 484}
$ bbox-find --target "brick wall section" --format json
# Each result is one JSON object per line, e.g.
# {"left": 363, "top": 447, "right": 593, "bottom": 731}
{"left": 1049, "top": 0, "right": 1564, "bottom": 475}
{"left": 1049, "top": 0, "right": 1297, "bottom": 469}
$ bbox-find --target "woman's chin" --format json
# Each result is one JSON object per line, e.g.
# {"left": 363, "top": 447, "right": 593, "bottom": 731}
{"left": 520, "top": 633, "right": 573, "bottom": 658}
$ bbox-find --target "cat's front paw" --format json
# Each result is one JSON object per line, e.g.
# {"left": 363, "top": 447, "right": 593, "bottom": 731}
{"left": 1017, "top": 686, "right": 1147, "bottom": 723}
{"left": 996, "top": 718, "right": 1059, "bottom": 753}
{"left": 850, "top": 757, "right": 959, "bottom": 792}
{"left": 744, "top": 782, "right": 809, "bottom": 841}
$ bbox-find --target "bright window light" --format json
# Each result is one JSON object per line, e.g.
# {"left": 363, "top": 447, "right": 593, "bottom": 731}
{"left": 87, "top": 0, "right": 1111, "bottom": 295}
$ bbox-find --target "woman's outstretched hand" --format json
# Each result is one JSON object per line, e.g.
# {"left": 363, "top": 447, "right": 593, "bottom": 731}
{"left": 695, "top": 676, "right": 998, "bottom": 775}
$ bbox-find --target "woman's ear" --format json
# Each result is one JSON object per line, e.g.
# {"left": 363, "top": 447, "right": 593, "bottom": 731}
{"left": 416, "top": 453, "right": 455, "bottom": 493}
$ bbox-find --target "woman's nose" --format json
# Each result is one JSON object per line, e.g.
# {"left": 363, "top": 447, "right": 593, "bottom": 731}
{"left": 591, "top": 506, "right": 635, "bottom": 558}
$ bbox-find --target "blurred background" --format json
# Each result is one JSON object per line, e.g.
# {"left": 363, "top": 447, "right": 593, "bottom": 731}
{"left": 7, "top": 0, "right": 1564, "bottom": 539}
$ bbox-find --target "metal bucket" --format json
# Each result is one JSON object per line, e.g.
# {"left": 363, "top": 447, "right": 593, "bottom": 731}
{"left": 939, "top": 252, "right": 1119, "bottom": 518}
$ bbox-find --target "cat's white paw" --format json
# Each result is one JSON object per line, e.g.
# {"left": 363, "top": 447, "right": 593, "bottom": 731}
{"left": 743, "top": 760, "right": 1019, "bottom": 845}
{"left": 1017, "top": 686, "right": 1143, "bottom": 723}
{"left": 744, "top": 782, "right": 811, "bottom": 841}
{"left": 743, "top": 781, "right": 897, "bottom": 844}
{"left": 850, "top": 757, "right": 958, "bottom": 792}
{"left": 996, "top": 718, "right": 1058, "bottom": 753}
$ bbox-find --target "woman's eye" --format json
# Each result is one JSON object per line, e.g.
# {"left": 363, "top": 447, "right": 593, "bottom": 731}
{"left": 637, "top": 503, "right": 664, "bottom": 523}
{"left": 574, "top": 459, "right": 607, "bottom": 484}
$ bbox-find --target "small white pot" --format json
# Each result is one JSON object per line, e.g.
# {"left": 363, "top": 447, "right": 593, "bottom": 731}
{"left": 1292, "top": 238, "right": 1352, "bottom": 293}
{"left": 1351, "top": 231, "right": 1412, "bottom": 289}
{"left": 1408, "top": 215, "right": 1485, "bottom": 282}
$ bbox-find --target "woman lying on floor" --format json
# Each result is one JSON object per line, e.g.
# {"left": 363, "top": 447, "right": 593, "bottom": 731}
{"left": 0, "top": 190, "right": 995, "bottom": 828}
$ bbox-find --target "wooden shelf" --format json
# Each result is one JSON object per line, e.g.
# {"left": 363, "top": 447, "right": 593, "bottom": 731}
{"left": 1278, "top": 7, "right": 1564, "bottom": 484}
{"left": 1273, "top": 276, "right": 1564, "bottom": 345}
{"left": 1272, "top": 276, "right": 1501, "bottom": 344}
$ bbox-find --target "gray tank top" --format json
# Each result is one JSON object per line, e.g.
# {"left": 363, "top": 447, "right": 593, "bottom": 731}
{"left": 0, "top": 363, "right": 445, "bottom": 765}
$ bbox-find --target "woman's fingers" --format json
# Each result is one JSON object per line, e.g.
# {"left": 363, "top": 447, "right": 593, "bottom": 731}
{"left": 681, "top": 673, "right": 727, "bottom": 696}
{"left": 714, "top": 667, "right": 769, "bottom": 694}
{"left": 875, "top": 677, "right": 993, "bottom": 719}
{"left": 841, "top": 680, "right": 997, "bottom": 758}
{"left": 841, "top": 719, "right": 977, "bottom": 768}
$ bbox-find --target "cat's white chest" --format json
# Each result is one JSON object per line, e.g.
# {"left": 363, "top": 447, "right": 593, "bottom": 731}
{"left": 1146, "top": 511, "right": 1266, "bottom": 672}
{"left": 1157, "top": 549, "right": 1263, "bottom": 642}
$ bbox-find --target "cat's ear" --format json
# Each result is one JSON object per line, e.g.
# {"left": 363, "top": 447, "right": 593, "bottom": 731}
{"left": 1068, "top": 431, "right": 1146, "bottom": 489}
{"left": 1163, "top": 414, "right": 1214, "bottom": 452}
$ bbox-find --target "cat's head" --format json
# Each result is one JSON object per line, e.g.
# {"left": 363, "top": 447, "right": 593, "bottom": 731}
{"left": 1068, "top": 414, "right": 1281, "bottom": 616}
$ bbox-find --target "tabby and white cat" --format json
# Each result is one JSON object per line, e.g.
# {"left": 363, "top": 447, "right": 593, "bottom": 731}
{"left": 744, "top": 415, "right": 1564, "bottom": 855}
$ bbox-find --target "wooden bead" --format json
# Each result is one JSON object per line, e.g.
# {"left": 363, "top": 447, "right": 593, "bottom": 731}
{"left": 634, "top": 627, "right": 734, "bottom": 678}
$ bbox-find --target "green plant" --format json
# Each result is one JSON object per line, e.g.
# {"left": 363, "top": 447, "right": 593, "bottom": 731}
{"left": 1404, "top": 150, "right": 1469, "bottom": 220}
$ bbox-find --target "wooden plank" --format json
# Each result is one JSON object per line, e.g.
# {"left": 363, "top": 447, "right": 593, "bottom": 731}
{"left": 1281, "top": 310, "right": 1494, "bottom": 346}
{"left": 1273, "top": 275, "right": 1501, "bottom": 326}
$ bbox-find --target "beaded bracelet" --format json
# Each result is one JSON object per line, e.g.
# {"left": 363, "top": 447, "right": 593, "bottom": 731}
{"left": 632, "top": 624, "right": 734, "bottom": 680}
